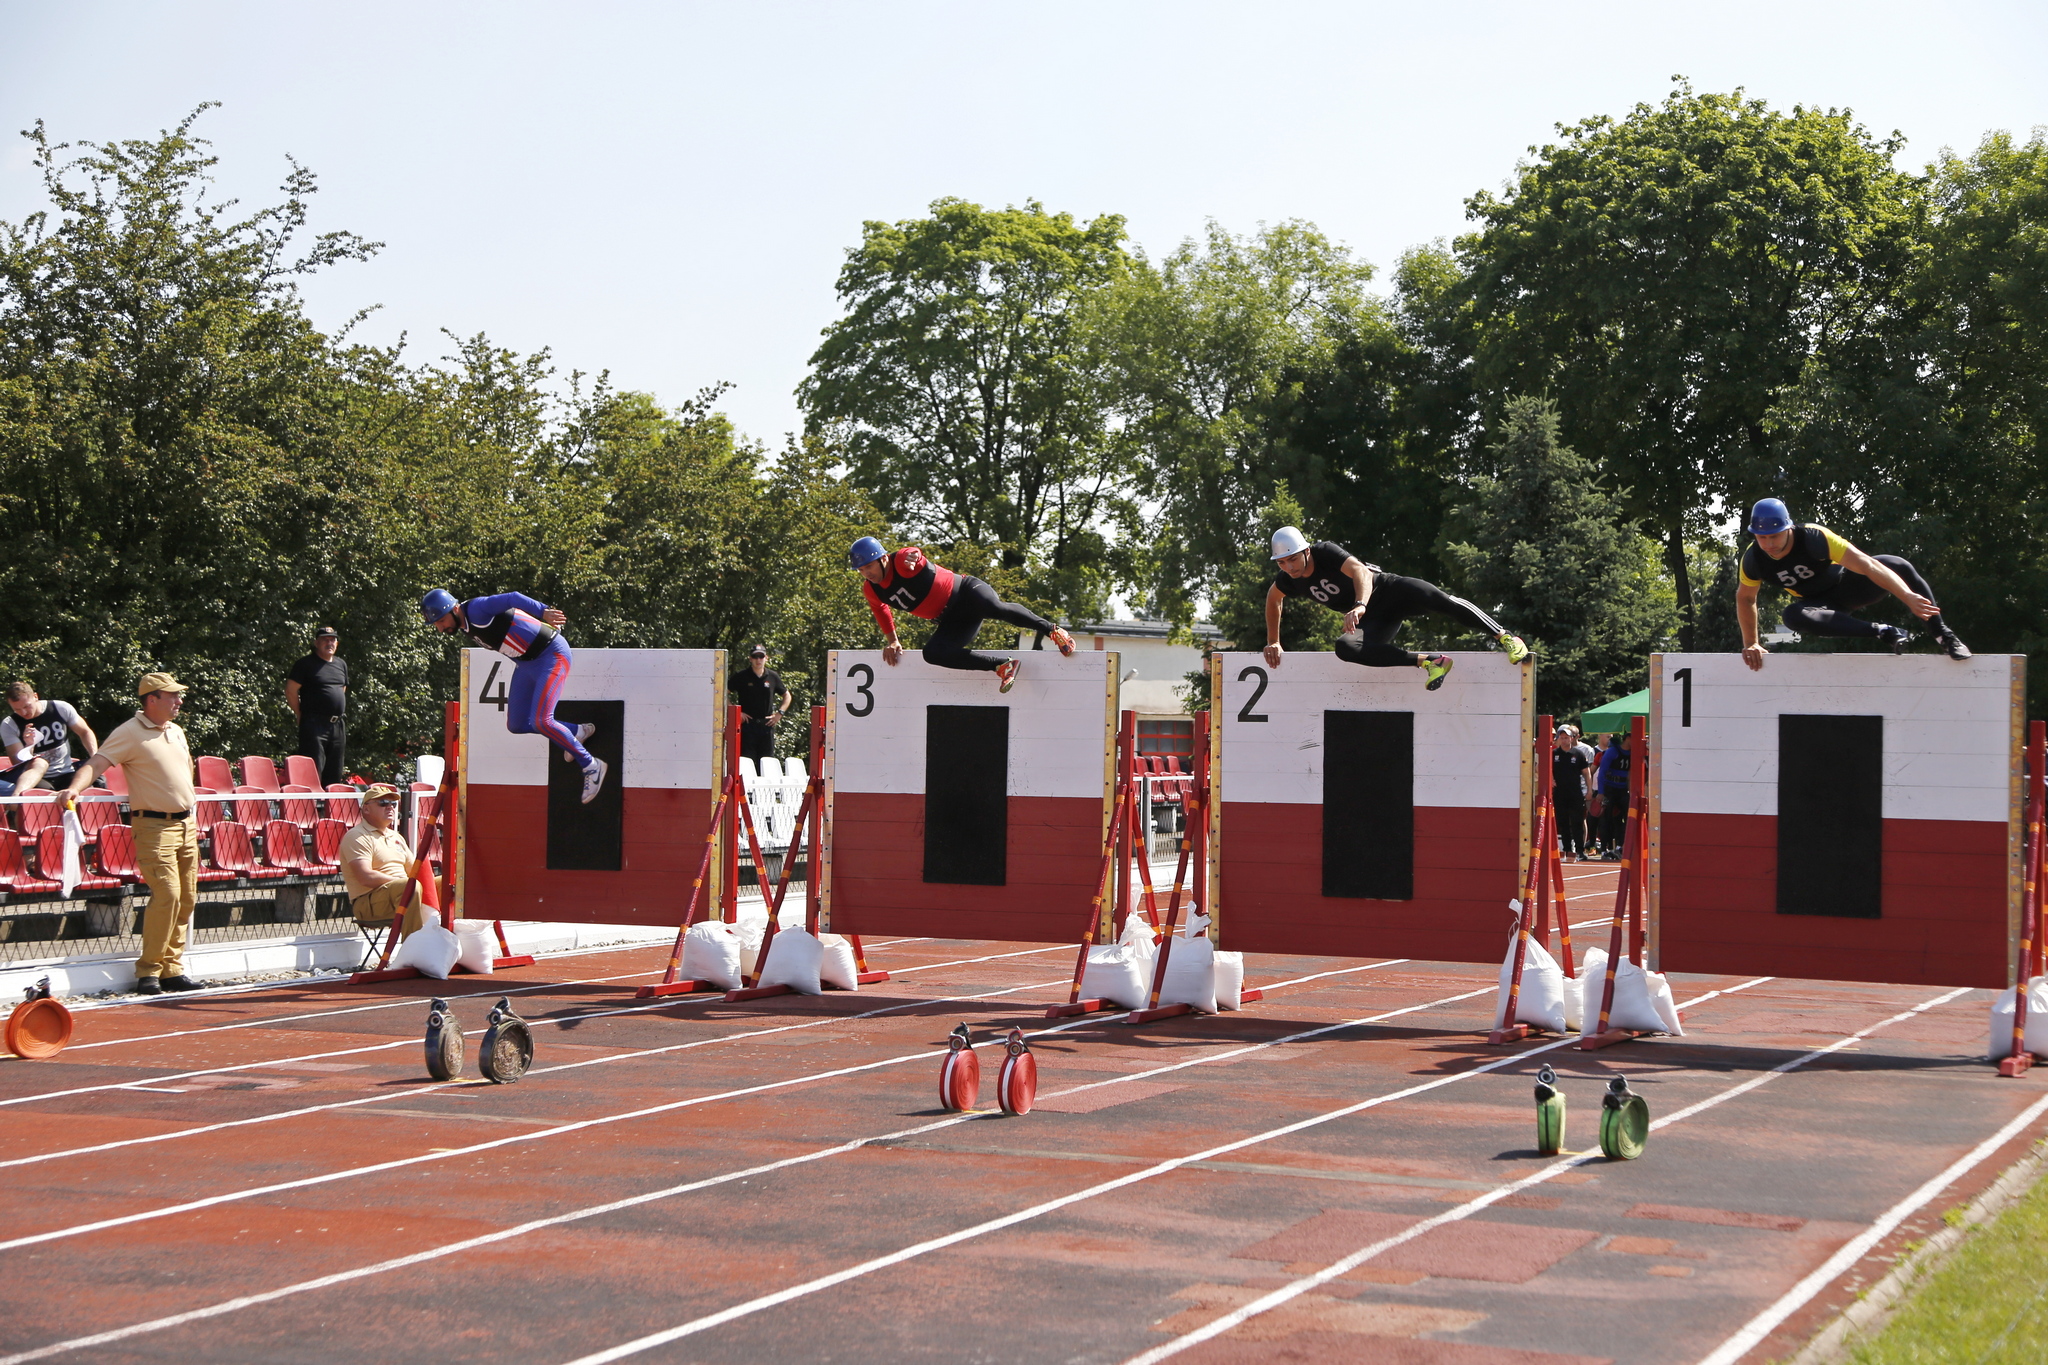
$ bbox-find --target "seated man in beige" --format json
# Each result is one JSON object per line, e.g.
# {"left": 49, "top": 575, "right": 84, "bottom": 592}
{"left": 338, "top": 783, "right": 424, "bottom": 938}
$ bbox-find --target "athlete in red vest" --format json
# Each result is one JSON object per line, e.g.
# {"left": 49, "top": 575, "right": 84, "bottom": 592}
{"left": 849, "top": 538, "right": 1074, "bottom": 692}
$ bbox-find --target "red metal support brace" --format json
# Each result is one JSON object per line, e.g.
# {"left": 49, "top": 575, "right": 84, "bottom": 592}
{"left": 1582, "top": 715, "right": 1651, "bottom": 1050}
{"left": 637, "top": 707, "right": 742, "bottom": 998}
{"left": 1491, "top": 715, "right": 1556, "bottom": 1043}
{"left": 2000, "top": 719, "right": 2044, "bottom": 1076}
{"left": 1048, "top": 712, "right": 1136, "bottom": 1017}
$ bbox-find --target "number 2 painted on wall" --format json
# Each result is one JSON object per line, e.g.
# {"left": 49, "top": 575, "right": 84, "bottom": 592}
{"left": 1236, "top": 665, "right": 1269, "bottom": 723}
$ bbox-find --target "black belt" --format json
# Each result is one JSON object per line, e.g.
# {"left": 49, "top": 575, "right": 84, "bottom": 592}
{"left": 134, "top": 809, "right": 192, "bottom": 821}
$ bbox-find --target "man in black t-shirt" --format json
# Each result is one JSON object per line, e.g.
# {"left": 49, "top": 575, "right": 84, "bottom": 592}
{"left": 1550, "top": 727, "right": 1591, "bottom": 862}
{"left": 729, "top": 645, "right": 791, "bottom": 764}
{"left": 1262, "top": 526, "right": 1530, "bottom": 690}
{"left": 285, "top": 626, "right": 350, "bottom": 785}
{"left": 1, "top": 681, "right": 99, "bottom": 795}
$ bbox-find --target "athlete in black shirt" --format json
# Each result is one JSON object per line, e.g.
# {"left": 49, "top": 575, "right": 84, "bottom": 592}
{"left": 1262, "top": 527, "right": 1530, "bottom": 690}
{"left": 1735, "top": 498, "right": 1968, "bottom": 669}
{"left": 729, "top": 645, "right": 791, "bottom": 764}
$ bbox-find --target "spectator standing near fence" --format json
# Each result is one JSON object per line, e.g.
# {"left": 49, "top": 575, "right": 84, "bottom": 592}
{"left": 1551, "top": 726, "right": 1590, "bottom": 863}
{"left": 285, "top": 626, "right": 350, "bottom": 786}
{"left": 338, "top": 782, "right": 423, "bottom": 939}
{"left": 729, "top": 645, "right": 791, "bottom": 764}
{"left": 1596, "top": 730, "right": 1633, "bottom": 861}
{"left": 1, "top": 682, "right": 97, "bottom": 796}
{"left": 55, "top": 673, "right": 204, "bottom": 994}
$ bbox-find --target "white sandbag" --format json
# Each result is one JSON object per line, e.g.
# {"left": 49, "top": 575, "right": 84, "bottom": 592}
{"left": 1081, "top": 946, "right": 1151, "bottom": 1010}
{"left": 390, "top": 919, "right": 461, "bottom": 980}
{"left": 1578, "top": 948, "right": 1685, "bottom": 1036}
{"left": 1119, "top": 914, "right": 1158, "bottom": 970}
{"left": 451, "top": 918, "right": 496, "bottom": 975}
{"left": 757, "top": 927, "right": 824, "bottom": 995}
{"left": 737, "top": 916, "right": 767, "bottom": 979}
{"left": 1986, "top": 976, "right": 2048, "bottom": 1059}
{"left": 1495, "top": 933, "right": 1569, "bottom": 1034}
{"left": 1158, "top": 933, "right": 1218, "bottom": 1014}
{"left": 818, "top": 933, "right": 860, "bottom": 991}
{"left": 1214, "top": 951, "right": 1245, "bottom": 1010}
{"left": 680, "top": 920, "right": 744, "bottom": 991}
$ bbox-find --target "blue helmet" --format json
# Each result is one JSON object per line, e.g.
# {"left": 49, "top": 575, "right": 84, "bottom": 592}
{"left": 848, "top": 536, "right": 888, "bottom": 569}
{"left": 420, "top": 588, "right": 459, "bottom": 624}
{"left": 1749, "top": 498, "right": 1793, "bottom": 535}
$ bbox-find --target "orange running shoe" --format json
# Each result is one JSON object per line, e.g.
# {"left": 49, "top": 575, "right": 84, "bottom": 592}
{"left": 996, "top": 659, "right": 1020, "bottom": 693}
{"left": 1047, "top": 627, "right": 1076, "bottom": 657}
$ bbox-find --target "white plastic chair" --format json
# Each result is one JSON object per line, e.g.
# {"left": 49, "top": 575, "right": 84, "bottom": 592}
{"left": 734, "top": 757, "right": 757, "bottom": 780}
{"left": 757, "top": 755, "right": 783, "bottom": 779}
{"left": 784, "top": 757, "right": 807, "bottom": 782}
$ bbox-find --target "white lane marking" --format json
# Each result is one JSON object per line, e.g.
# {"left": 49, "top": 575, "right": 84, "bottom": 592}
{"left": 0, "top": 985, "right": 1497, "bottom": 1363}
{"left": 1121, "top": 983, "right": 1970, "bottom": 1365}
{"left": 0, "top": 943, "right": 1068, "bottom": 1109}
{"left": 0, "top": 968, "right": 1077, "bottom": 1174}
{"left": 1694, "top": 1090, "right": 2048, "bottom": 1365}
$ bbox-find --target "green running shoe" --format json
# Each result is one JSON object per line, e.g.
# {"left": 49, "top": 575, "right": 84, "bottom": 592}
{"left": 1500, "top": 633, "right": 1530, "bottom": 664}
{"left": 1422, "top": 653, "right": 1454, "bottom": 691}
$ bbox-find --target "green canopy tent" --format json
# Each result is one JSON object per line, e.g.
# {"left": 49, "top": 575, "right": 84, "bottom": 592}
{"left": 1578, "top": 687, "right": 1648, "bottom": 735}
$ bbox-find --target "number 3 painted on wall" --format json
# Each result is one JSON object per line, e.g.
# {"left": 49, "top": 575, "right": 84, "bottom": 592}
{"left": 845, "top": 663, "right": 876, "bottom": 717}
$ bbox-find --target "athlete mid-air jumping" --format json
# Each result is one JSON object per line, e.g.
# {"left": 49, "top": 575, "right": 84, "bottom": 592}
{"left": 1261, "top": 526, "right": 1530, "bottom": 690}
{"left": 849, "top": 538, "right": 1074, "bottom": 693}
{"left": 421, "top": 589, "right": 607, "bottom": 802}
{"left": 1736, "top": 498, "right": 1969, "bottom": 669}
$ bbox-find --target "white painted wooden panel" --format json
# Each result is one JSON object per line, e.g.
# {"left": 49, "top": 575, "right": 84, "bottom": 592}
{"left": 464, "top": 648, "right": 720, "bottom": 789}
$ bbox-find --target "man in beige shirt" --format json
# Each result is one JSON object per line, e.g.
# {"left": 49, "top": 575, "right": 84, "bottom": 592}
{"left": 57, "top": 672, "right": 203, "bottom": 994}
{"left": 339, "top": 782, "right": 424, "bottom": 938}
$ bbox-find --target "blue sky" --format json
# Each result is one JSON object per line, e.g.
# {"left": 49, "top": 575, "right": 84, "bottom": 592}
{"left": 4, "top": 1, "right": 2042, "bottom": 448}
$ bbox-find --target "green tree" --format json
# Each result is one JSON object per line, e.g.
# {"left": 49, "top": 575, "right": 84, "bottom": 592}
{"left": 1441, "top": 398, "right": 1677, "bottom": 717}
{"left": 1458, "top": 82, "right": 1926, "bottom": 648}
{"left": 798, "top": 198, "right": 1131, "bottom": 618}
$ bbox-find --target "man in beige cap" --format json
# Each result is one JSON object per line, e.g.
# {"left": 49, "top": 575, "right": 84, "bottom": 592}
{"left": 339, "top": 782, "right": 424, "bottom": 938}
{"left": 56, "top": 673, "right": 204, "bottom": 994}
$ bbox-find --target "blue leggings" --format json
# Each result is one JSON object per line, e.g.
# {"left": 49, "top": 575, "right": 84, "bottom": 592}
{"left": 507, "top": 639, "right": 595, "bottom": 770}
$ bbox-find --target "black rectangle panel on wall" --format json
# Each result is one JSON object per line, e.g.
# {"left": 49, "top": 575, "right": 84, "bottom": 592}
{"left": 1322, "top": 709, "right": 1414, "bottom": 900}
{"left": 924, "top": 705, "right": 1008, "bottom": 886}
{"left": 1777, "top": 713, "right": 1883, "bottom": 918}
{"left": 547, "top": 699, "right": 624, "bottom": 871}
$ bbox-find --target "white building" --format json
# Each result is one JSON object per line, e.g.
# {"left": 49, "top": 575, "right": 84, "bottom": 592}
{"left": 1020, "top": 619, "right": 1220, "bottom": 759}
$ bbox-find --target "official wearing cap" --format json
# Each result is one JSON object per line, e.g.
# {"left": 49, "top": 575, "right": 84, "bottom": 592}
{"left": 729, "top": 645, "right": 791, "bottom": 765}
{"left": 338, "top": 783, "right": 424, "bottom": 939}
{"left": 54, "top": 673, "right": 206, "bottom": 994}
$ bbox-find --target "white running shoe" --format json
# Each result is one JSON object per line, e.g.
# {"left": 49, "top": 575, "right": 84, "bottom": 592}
{"left": 563, "top": 722, "right": 597, "bottom": 761}
{"left": 580, "top": 756, "right": 609, "bottom": 804}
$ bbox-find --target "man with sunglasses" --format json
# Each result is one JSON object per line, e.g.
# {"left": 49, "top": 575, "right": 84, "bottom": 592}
{"left": 338, "top": 782, "right": 424, "bottom": 938}
{"left": 1262, "top": 527, "right": 1530, "bottom": 690}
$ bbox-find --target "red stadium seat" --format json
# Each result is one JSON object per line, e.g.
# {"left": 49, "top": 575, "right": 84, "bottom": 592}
{"left": 280, "top": 785, "right": 320, "bottom": 832}
{"left": 284, "top": 755, "right": 321, "bottom": 789}
{"left": 195, "top": 756, "right": 236, "bottom": 792}
{"left": 232, "top": 786, "right": 275, "bottom": 828}
{"left": 0, "top": 834, "right": 60, "bottom": 895}
{"left": 240, "top": 756, "right": 282, "bottom": 792}
{"left": 261, "top": 819, "right": 315, "bottom": 875}
{"left": 193, "top": 789, "right": 226, "bottom": 835}
{"left": 93, "top": 824, "right": 143, "bottom": 884}
{"left": 101, "top": 765, "right": 130, "bottom": 799}
{"left": 208, "top": 821, "right": 284, "bottom": 880}
{"left": 12, "top": 794, "right": 62, "bottom": 852}
{"left": 36, "top": 827, "right": 119, "bottom": 891}
{"left": 322, "top": 784, "right": 360, "bottom": 822}
{"left": 75, "top": 795, "right": 121, "bottom": 844}
{"left": 308, "top": 819, "right": 348, "bottom": 874}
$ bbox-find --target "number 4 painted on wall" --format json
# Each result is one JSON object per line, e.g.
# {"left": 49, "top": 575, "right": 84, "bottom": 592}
{"left": 478, "top": 660, "right": 510, "bottom": 712}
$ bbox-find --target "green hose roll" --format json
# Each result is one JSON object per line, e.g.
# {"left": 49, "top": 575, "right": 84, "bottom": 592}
{"left": 1534, "top": 1065, "right": 1567, "bottom": 1156}
{"left": 1600, "top": 1076, "right": 1649, "bottom": 1160}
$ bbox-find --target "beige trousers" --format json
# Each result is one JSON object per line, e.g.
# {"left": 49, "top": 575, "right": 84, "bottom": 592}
{"left": 352, "top": 878, "right": 426, "bottom": 938}
{"left": 132, "top": 814, "right": 200, "bottom": 980}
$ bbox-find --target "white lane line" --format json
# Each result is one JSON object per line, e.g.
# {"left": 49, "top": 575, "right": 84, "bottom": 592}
{"left": 0, "top": 967, "right": 1080, "bottom": 1174}
{"left": 1695, "top": 1090, "right": 2048, "bottom": 1365}
{"left": 0, "top": 942, "right": 1065, "bottom": 1109}
{"left": 0, "top": 985, "right": 1499, "bottom": 1364}
{"left": 1121, "top": 983, "right": 1971, "bottom": 1365}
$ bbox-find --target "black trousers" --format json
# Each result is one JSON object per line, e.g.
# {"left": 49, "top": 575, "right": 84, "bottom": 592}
{"left": 1334, "top": 572, "right": 1508, "bottom": 668}
{"left": 297, "top": 716, "right": 346, "bottom": 787}
{"left": 1782, "top": 555, "right": 1939, "bottom": 639}
{"left": 922, "top": 577, "right": 1057, "bottom": 673}
{"left": 740, "top": 717, "right": 777, "bottom": 763}
{"left": 1598, "top": 791, "right": 1629, "bottom": 853}
{"left": 1553, "top": 795, "right": 1586, "bottom": 857}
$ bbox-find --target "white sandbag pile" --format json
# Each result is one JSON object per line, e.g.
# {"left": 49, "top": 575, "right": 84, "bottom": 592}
{"left": 1986, "top": 976, "right": 2048, "bottom": 1059}
{"left": 757, "top": 928, "right": 824, "bottom": 995}
{"left": 1213, "top": 950, "right": 1245, "bottom": 1010}
{"left": 1577, "top": 947, "right": 1683, "bottom": 1036}
{"left": 451, "top": 919, "right": 497, "bottom": 975}
{"left": 1157, "top": 916, "right": 1218, "bottom": 1014}
{"left": 818, "top": 933, "right": 861, "bottom": 991}
{"left": 679, "top": 920, "right": 744, "bottom": 991}
{"left": 1493, "top": 931, "right": 1577, "bottom": 1034}
{"left": 390, "top": 919, "right": 461, "bottom": 980}
{"left": 1081, "top": 915, "right": 1158, "bottom": 1010}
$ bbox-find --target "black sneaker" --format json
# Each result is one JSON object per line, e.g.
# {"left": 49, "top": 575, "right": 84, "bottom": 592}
{"left": 1935, "top": 627, "right": 1972, "bottom": 661}
{"left": 133, "top": 976, "right": 162, "bottom": 995}
{"left": 158, "top": 975, "right": 207, "bottom": 992}
{"left": 1880, "top": 625, "right": 1913, "bottom": 655}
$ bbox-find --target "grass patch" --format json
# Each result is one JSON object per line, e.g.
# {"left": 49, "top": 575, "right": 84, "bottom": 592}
{"left": 1848, "top": 1163, "right": 2048, "bottom": 1364}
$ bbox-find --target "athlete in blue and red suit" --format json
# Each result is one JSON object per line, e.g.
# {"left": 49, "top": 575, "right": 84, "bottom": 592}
{"left": 849, "top": 539, "right": 1075, "bottom": 692}
{"left": 420, "top": 589, "right": 608, "bottom": 803}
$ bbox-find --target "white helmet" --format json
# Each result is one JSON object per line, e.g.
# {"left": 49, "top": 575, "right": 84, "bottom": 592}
{"left": 1270, "top": 525, "right": 1312, "bottom": 560}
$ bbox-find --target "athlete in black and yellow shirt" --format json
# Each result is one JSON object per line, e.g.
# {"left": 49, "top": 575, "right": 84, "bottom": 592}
{"left": 1262, "top": 527, "right": 1530, "bottom": 690}
{"left": 1735, "top": 498, "right": 1970, "bottom": 670}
